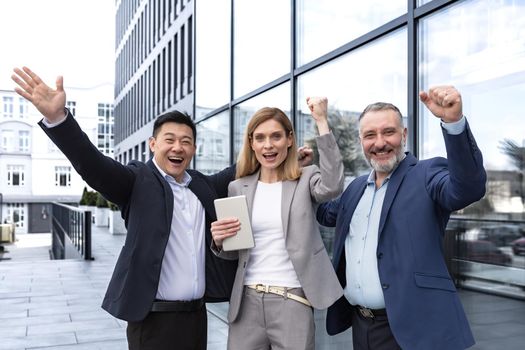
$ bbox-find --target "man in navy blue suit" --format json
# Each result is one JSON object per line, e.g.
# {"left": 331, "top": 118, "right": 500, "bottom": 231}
{"left": 317, "top": 86, "right": 486, "bottom": 350}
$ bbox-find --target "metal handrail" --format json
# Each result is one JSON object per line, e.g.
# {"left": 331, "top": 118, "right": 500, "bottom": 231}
{"left": 51, "top": 202, "right": 93, "bottom": 260}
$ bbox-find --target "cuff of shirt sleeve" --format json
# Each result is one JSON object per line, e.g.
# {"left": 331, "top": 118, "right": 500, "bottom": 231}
{"left": 41, "top": 108, "right": 69, "bottom": 128}
{"left": 441, "top": 115, "right": 466, "bottom": 135}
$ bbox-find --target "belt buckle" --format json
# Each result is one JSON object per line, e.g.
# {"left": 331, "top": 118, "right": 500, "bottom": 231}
{"left": 255, "top": 283, "right": 269, "bottom": 293}
{"left": 359, "top": 307, "right": 375, "bottom": 318}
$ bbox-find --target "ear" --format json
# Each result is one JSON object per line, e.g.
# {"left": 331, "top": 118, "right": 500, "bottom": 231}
{"left": 148, "top": 136, "right": 156, "bottom": 153}
{"left": 287, "top": 132, "right": 293, "bottom": 147}
{"left": 402, "top": 127, "right": 407, "bottom": 146}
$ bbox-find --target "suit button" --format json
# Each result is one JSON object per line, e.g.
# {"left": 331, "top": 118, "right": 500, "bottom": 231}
{"left": 382, "top": 284, "right": 389, "bottom": 289}
{"left": 377, "top": 252, "right": 383, "bottom": 259}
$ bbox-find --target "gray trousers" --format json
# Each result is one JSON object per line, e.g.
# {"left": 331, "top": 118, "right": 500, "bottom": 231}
{"left": 227, "top": 287, "right": 315, "bottom": 350}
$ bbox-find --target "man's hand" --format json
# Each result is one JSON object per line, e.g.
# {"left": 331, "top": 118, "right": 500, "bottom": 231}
{"left": 211, "top": 218, "right": 240, "bottom": 248}
{"left": 306, "top": 96, "right": 330, "bottom": 135}
{"left": 298, "top": 145, "right": 313, "bottom": 167}
{"left": 419, "top": 85, "right": 462, "bottom": 123}
{"left": 11, "top": 67, "right": 66, "bottom": 123}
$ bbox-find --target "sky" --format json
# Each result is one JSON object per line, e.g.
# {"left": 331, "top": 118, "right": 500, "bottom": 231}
{"left": 0, "top": 0, "right": 115, "bottom": 90}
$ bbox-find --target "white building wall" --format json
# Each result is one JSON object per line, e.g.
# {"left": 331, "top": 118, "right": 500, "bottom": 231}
{"left": 0, "top": 83, "right": 114, "bottom": 233}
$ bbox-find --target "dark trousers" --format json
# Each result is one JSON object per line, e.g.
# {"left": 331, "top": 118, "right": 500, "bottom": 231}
{"left": 351, "top": 306, "right": 401, "bottom": 350}
{"left": 127, "top": 305, "right": 207, "bottom": 350}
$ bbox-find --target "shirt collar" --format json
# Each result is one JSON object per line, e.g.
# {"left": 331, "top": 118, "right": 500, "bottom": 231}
{"left": 152, "top": 157, "right": 192, "bottom": 187}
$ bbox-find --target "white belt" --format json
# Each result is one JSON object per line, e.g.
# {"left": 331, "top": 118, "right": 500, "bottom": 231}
{"left": 246, "top": 284, "right": 312, "bottom": 307}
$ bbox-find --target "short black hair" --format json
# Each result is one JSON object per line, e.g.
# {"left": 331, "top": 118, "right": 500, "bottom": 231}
{"left": 152, "top": 110, "right": 197, "bottom": 140}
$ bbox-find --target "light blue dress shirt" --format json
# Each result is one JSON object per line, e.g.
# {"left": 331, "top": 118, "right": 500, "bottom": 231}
{"left": 344, "top": 116, "right": 466, "bottom": 309}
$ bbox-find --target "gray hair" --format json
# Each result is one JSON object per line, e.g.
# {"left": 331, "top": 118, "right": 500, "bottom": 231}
{"left": 359, "top": 102, "right": 403, "bottom": 126}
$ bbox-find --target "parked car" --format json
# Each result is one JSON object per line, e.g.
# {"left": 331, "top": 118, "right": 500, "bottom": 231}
{"left": 474, "top": 225, "right": 523, "bottom": 247}
{"left": 511, "top": 237, "right": 525, "bottom": 256}
{"left": 458, "top": 239, "right": 512, "bottom": 266}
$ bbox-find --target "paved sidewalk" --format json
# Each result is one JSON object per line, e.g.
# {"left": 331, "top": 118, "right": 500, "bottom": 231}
{"left": 1, "top": 226, "right": 524, "bottom": 349}
{"left": 0, "top": 227, "right": 229, "bottom": 350}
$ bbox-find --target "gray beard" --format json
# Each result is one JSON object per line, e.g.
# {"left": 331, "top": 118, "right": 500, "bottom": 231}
{"left": 367, "top": 148, "right": 405, "bottom": 175}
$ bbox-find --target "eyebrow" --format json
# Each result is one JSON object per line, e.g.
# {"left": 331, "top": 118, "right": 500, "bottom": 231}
{"left": 162, "top": 132, "right": 193, "bottom": 140}
{"left": 253, "top": 131, "right": 285, "bottom": 136}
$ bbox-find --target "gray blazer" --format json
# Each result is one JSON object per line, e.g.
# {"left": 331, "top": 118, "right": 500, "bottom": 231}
{"left": 219, "top": 133, "right": 345, "bottom": 323}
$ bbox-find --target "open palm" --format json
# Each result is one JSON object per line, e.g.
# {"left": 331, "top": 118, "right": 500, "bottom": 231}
{"left": 12, "top": 67, "right": 66, "bottom": 123}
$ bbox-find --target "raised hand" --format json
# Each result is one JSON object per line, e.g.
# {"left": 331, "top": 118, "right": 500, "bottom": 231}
{"left": 11, "top": 67, "right": 66, "bottom": 123}
{"left": 306, "top": 96, "right": 330, "bottom": 135}
{"left": 297, "top": 145, "right": 314, "bottom": 167}
{"left": 419, "top": 85, "right": 462, "bottom": 123}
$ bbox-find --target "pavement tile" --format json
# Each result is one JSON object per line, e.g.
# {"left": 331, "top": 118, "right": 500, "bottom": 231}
{"left": 2, "top": 313, "right": 71, "bottom": 327}
{"left": 29, "top": 339, "right": 128, "bottom": 350}
{"left": 75, "top": 327, "right": 126, "bottom": 343}
{"left": 1, "top": 225, "right": 524, "bottom": 349}
{"left": 0, "top": 332, "right": 77, "bottom": 350}
{"left": 27, "top": 318, "right": 119, "bottom": 336}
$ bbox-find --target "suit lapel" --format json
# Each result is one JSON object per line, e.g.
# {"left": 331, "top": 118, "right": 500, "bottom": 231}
{"left": 239, "top": 171, "right": 260, "bottom": 214}
{"left": 188, "top": 173, "right": 216, "bottom": 219}
{"left": 237, "top": 172, "right": 259, "bottom": 260}
{"left": 281, "top": 180, "right": 298, "bottom": 239}
{"left": 147, "top": 160, "right": 174, "bottom": 229}
{"left": 240, "top": 172, "right": 297, "bottom": 239}
{"left": 378, "top": 153, "right": 417, "bottom": 237}
{"left": 333, "top": 176, "right": 367, "bottom": 266}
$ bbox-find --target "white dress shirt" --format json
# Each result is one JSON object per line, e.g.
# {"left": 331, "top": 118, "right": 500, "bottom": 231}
{"left": 153, "top": 159, "right": 206, "bottom": 301}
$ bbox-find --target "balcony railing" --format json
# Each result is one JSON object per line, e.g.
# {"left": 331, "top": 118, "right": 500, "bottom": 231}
{"left": 51, "top": 202, "right": 93, "bottom": 260}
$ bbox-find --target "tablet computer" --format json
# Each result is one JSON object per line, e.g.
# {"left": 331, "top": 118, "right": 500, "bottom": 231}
{"left": 214, "top": 195, "right": 255, "bottom": 251}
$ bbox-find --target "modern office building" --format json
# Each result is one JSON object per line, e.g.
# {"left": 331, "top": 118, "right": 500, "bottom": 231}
{"left": 0, "top": 85, "right": 114, "bottom": 234}
{"left": 114, "top": 0, "right": 524, "bottom": 304}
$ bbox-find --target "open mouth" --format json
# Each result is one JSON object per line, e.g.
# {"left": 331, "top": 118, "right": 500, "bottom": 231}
{"left": 168, "top": 156, "right": 184, "bottom": 165}
{"left": 263, "top": 152, "right": 278, "bottom": 161}
{"left": 372, "top": 149, "right": 392, "bottom": 160}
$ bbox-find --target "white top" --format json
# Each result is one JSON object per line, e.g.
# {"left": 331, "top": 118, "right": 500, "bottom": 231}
{"left": 153, "top": 158, "right": 206, "bottom": 301}
{"left": 244, "top": 181, "right": 301, "bottom": 288}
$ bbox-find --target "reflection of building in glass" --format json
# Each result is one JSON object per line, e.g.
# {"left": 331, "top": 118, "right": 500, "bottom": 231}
{"left": 0, "top": 85, "right": 113, "bottom": 233}
{"left": 115, "top": 0, "right": 525, "bottom": 318}
{"left": 195, "top": 124, "right": 228, "bottom": 175}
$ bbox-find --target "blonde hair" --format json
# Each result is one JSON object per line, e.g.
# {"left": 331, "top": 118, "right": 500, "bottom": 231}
{"left": 236, "top": 107, "right": 301, "bottom": 180}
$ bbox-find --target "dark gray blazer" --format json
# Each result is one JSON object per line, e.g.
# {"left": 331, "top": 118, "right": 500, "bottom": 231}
{"left": 40, "top": 112, "right": 237, "bottom": 322}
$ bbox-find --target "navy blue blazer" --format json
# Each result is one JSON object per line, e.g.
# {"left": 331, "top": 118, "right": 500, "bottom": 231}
{"left": 40, "top": 113, "right": 237, "bottom": 322}
{"left": 317, "top": 122, "right": 486, "bottom": 350}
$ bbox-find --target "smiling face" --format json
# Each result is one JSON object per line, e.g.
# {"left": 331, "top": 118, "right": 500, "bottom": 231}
{"left": 250, "top": 118, "right": 293, "bottom": 181}
{"left": 149, "top": 122, "right": 196, "bottom": 182}
{"left": 359, "top": 109, "right": 407, "bottom": 179}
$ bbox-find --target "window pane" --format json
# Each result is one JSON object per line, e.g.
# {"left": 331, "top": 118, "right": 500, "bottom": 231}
{"left": 233, "top": 0, "right": 290, "bottom": 98}
{"left": 195, "top": 111, "right": 230, "bottom": 174}
{"left": 296, "top": 29, "right": 406, "bottom": 256}
{"left": 419, "top": 0, "right": 525, "bottom": 298}
{"left": 233, "top": 83, "right": 291, "bottom": 160}
{"left": 296, "top": 0, "right": 406, "bottom": 65}
{"left": 296, "top": 28, "right": 407, "bottom": 178}
{"left": 195, "top": 0, "right": 231, "bottom": 119}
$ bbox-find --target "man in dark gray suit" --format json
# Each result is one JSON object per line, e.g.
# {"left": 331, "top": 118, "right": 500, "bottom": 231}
{"left": 12, "top": 66, "right": 238, "bottom": 350}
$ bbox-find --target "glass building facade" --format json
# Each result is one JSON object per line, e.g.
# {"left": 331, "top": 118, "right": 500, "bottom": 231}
{"left": 193, "top": 0, "right": 525, "bottom": 300}
{"left": 115, "top": 0, "right": 525, "bottom": 304}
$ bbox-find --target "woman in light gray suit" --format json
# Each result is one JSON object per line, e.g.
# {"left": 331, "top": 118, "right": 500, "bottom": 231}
{"left": 211, "top": 97, "right": 344, "bottom": 350}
